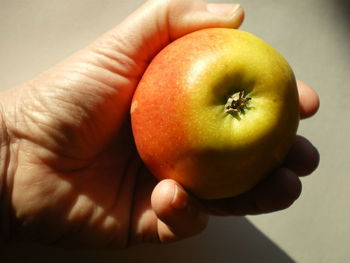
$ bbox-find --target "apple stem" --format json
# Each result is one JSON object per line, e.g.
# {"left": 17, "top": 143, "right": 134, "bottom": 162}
{"left": 225, "top": 90, "right": 251, "bottom": 115}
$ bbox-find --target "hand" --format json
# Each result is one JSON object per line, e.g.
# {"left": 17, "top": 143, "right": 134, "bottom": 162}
{"left": 0, "top": 0, "right": 319, "bottom": 248}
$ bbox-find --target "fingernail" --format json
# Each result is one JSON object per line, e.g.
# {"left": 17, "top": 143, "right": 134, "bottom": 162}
{"left": 171, "top": 184, "right": 188, "bottom": 210}
{"left": 206, "top": 3, "right": 241, "bottom": 17}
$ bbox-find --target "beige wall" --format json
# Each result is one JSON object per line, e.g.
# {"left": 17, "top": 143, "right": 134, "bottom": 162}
{"left": 1, "top": 0, "right": 349, "bottom": 262}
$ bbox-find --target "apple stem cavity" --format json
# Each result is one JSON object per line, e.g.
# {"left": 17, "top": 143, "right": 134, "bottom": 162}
{"left": 225, "top": 90, "right": 251, "bottom": 115}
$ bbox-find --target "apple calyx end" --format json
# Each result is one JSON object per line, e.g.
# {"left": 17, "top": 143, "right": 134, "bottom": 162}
{"left": 225, "top": 90, "right": 251, "bottom": 115}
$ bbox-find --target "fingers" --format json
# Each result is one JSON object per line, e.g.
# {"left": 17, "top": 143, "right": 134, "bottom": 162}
{"left": 151, "top": 179, "right": 209, "bottom": 243}
{"left": 204, "top": 134, "right": 319, "bottom": 216}
{"left": 297, "top": 80, "right": 320, "bottom": 119}
{"left": 248, "top": 168, "right": 302, "bottom": 213}
{"left": 205, "top": 168, "right": 302, "bottom": 216}
{"left": 204, "top": 135, "right": 319, "bottom": 216}
{"left": 284, "top": 136, "right": 320, "bottom": 176}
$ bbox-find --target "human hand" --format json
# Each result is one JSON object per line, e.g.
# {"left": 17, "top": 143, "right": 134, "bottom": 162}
{"left": 0, "top": 0, "right": 319, "bottom": 248}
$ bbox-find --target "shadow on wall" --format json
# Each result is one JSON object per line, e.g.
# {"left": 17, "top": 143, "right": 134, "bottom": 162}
{"left": 2, "top": 217, "right": 295, "bottom": 263}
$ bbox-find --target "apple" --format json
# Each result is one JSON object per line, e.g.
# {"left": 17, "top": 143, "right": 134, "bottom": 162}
{"left": 131, "top": 28, "right": 299, "bottom": 199}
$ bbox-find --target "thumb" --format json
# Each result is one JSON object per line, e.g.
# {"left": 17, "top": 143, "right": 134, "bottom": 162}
{"left": 89, "top": 0, "right": 244, "bottom": 81}
{"left": 71, "top": 0, "right": 243, "bottom": 126}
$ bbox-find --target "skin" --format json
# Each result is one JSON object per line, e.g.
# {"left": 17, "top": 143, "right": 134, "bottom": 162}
{"left": 0, "top": 0, "right": 319, "bottom": 248}
{"left": 131, "top": 28, "right": 300, "bottom": 199}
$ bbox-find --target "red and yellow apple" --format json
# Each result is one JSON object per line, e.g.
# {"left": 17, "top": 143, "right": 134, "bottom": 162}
{"left": 131, "top": 28, "right": 299, "bottom": 199}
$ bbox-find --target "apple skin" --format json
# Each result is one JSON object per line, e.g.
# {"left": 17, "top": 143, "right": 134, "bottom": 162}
{"left": 131, "top": 28, "right": 299, "bottom": 199}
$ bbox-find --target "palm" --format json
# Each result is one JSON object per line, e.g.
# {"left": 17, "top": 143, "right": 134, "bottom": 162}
{"left": 4, "top": 60, "right": 158, "bottom": 247}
